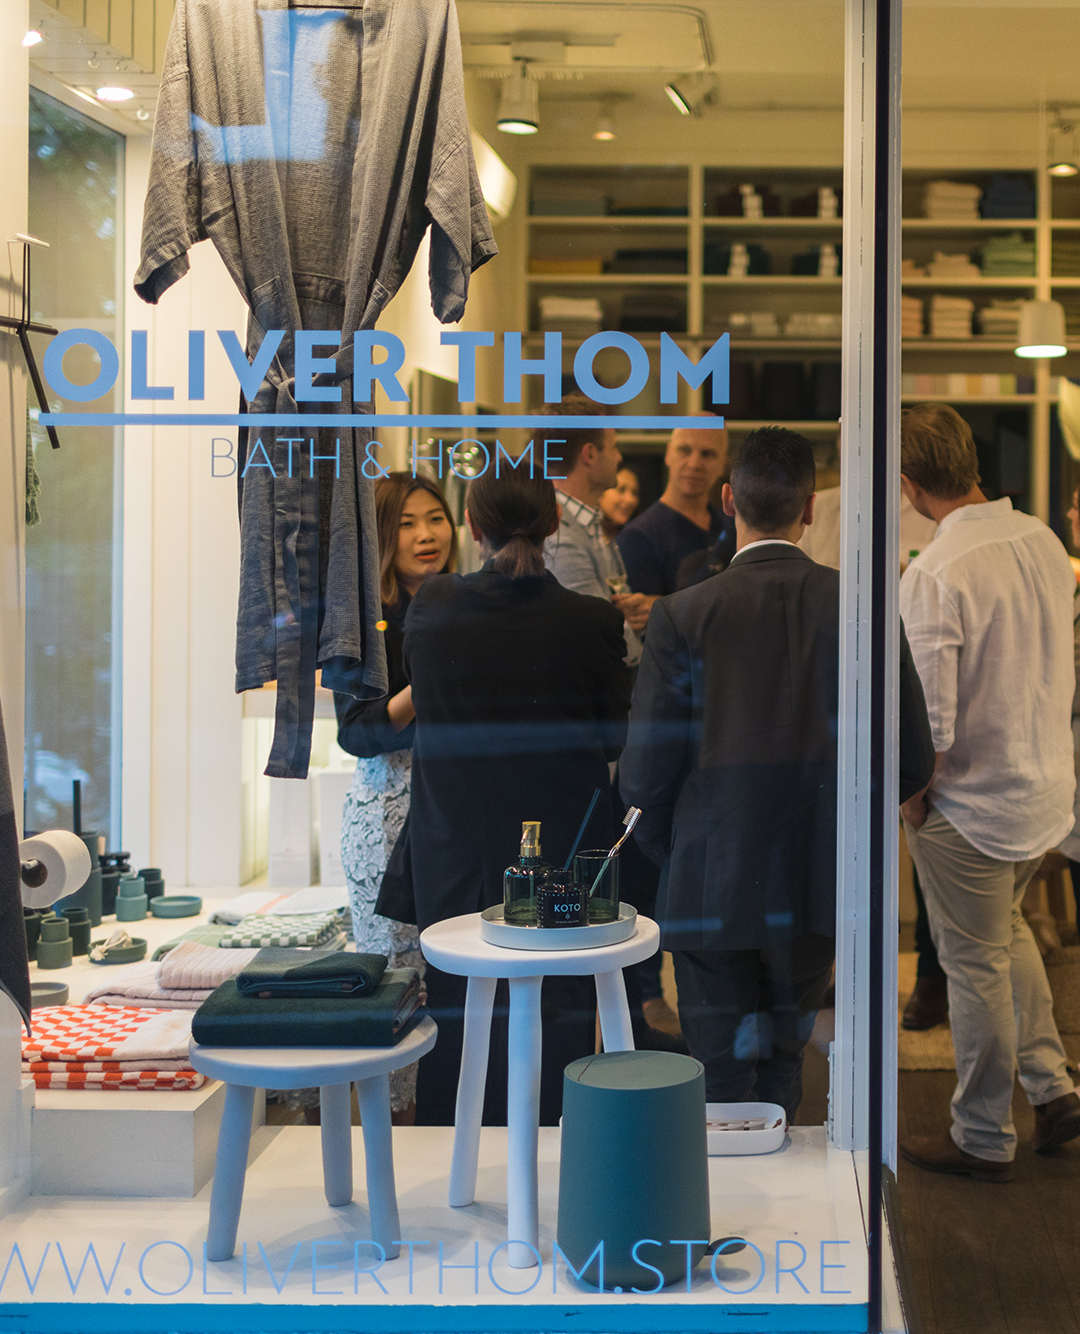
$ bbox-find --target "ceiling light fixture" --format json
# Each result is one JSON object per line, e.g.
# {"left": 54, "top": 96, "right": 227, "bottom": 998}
{"left": 1049, "top": 111, "right": 1080, "bottom": 177}
{"left": 593, "top": 97, "right": 619, "bottom": 142}
{"left": 22, "top": 30, "right": 43, "bottom": 48}
{"left": 497, "top": 61, "right": 538, "bottom": 136}
{"left": 664, "top": 73, "right": 716, "bottom": 119}
{"left": 1015, "top": 299, "right": 1068, "bottom": 358}
{"left": 96, "top": 85, "right": 134, "bottom": 102}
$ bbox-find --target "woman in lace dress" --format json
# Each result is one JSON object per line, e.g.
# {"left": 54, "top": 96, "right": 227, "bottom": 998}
{"left": 334, "top": 472, "right": 456, "bottom": 1122}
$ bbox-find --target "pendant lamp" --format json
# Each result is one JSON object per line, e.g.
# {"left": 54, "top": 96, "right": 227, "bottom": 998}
{"left": 1015, "top": 299, "right": 1068, "bottom": 358}
{"left": 497, "top": 63, "right": 538, "bottom": 136}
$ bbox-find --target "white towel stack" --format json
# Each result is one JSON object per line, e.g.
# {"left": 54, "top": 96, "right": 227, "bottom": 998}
{"left": 901, "top": 295, "right": 924, "bottom": 338}
{"left": 539, "top": 296, "right": 603, "bottom": 337}
{"left": 923, "top": 180, "right": 982, "bottom": 221}
{"left": 927, "top": 251, "right": 981, "bottom": 279}
{"left": 929, "top": 294, "right": 975, "bottom": 338}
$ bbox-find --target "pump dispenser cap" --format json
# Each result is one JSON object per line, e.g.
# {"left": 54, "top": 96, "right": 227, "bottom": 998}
{"left": 521, "top": 821, "right": 541, "bottom": 859}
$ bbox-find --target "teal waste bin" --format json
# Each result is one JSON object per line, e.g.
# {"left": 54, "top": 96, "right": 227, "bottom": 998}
{"left": 557, "top": 1049, "right": 711, "bottom": 1291}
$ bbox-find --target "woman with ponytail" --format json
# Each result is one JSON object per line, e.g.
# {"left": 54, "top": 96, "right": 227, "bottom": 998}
{"left": 393, "top": 468, "right": 632, "bottom": 1126}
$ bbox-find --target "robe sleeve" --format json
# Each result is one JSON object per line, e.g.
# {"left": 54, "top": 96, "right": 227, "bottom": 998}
{"left": 133, "top": 0, "right": 204, "bottom": 305}
{"left": 425, "top": 0, "right": 498, "bottom": 323}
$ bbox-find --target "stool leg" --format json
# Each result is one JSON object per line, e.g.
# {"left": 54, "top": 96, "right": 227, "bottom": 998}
{"left": 507, "top": 974, "right": 542, "bottom": 1269}
{"left": 206, "top": 1083, "right": 257, "bottom": 1262}
{"left": 355, "top": 1072, "right": 401, "bottom": 1261}
{"left": 319, "top": 1082, "right": 354, "bottom": 1207}
{"left": 595, "top": 969, "right": 635, "bottom": 1052}
{"left": 449, "top": 974, "right": 497, "bottom": 1208}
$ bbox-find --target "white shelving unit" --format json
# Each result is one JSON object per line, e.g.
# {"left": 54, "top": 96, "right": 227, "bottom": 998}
{"left": 520, "top": 164, "right": 1073, "bottom": 512}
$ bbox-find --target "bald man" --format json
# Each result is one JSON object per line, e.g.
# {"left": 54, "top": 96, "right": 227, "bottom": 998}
{"left": 614, "top": 423, "right": 735, "bottom": 613}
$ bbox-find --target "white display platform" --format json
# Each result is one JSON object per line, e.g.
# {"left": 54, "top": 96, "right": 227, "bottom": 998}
{"left": 32, "top": 1082, "right": 269, "bottom": 1199}
{"left": 27, "top": 897, "right": 267, "bottom": 1199}
{"left": 0, "top": 1125, "right": 904, "bottom": 1333}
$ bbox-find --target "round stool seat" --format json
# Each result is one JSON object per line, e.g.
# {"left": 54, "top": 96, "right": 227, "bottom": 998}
{"left": 558, "top": 1050, "right": 711, "bottom": 1291}
{"left": 188, "top": 1016, "right": 436, "bottom": 1086}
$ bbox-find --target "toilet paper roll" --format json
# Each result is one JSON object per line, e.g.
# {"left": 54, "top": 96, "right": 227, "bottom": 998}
{"left": 19, "top": 831, "right": 93, "bottom": 910}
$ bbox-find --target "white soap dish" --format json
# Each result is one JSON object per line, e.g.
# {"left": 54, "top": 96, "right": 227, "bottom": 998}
{"left": 705, "top": 1102, "right": 786, "bottom": 1155}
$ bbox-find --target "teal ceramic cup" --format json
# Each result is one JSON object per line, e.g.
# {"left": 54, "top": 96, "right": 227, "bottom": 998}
{"left": 115, "top": 874, "right": 148, "bottom": 922}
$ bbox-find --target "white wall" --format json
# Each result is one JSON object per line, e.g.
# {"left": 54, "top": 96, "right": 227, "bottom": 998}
{"left": 122, "top": 138, "right": 249, "bottom": 886}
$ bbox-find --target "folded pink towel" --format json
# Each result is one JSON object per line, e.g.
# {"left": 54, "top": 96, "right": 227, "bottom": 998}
{"left": 156, "top": 940, "right": 259, "bottom": 990}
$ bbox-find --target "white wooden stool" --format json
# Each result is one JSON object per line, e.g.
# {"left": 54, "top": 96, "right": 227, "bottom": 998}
{"left": 188, "top": 1016, "right": 437, "bottom": 1262}
{"left": 419, "top": 913, "right": 660, "bottom": 1269}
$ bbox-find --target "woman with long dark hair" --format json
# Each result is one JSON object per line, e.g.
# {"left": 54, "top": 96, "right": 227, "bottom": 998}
{"left": 335, "top": 471, "right": 456, "bottom": 1122}
{"left": 398, "top": 468, "right": 632, "bottom": 1125}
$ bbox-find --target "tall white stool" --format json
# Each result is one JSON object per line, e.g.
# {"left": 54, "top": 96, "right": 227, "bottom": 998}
{"left": 188, "top": 1015, "right": 437, "bottom": 1262}
{"left": 419, "top": 913, "right": 659, "bottom": 1268}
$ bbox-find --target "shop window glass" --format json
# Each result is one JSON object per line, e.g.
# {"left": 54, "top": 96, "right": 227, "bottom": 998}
{"left": 24, "top": 89, "right": 123, "bottom": 841}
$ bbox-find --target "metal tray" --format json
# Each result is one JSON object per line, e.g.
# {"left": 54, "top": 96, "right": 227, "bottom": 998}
{"left": 480, "top": 904, "right": 637, "bottom": 951}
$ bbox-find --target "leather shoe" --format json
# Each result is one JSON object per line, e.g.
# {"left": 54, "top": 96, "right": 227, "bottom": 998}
{"left": 901, "top": 975, "right": 949, "bottom": 1031}
{"left": 900, "top": 1131, "right": 1013, "bottom": 1182}
{"left": 1033, "top": 1091, "right": 1080, "bottom": 1153}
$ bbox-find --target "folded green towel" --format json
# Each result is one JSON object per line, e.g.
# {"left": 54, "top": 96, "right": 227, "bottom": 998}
{"left": 236, "top": 949, "right": 388, "bottom": 998}
{"left": 152, "top": 924, "right": 234, "bottom": 960}
{"left": 191, "top": 969, "right": 422, "bottom": 1047}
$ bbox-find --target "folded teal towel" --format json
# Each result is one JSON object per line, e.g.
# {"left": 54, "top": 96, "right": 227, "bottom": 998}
{"left": 236, "top": 949, "right": 388, "bottom": 998}
{"left": 191, "top": 969, "right": 422, "bottom": 1047}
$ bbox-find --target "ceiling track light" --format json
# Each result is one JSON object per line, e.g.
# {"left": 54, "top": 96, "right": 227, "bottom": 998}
{"left": 664, "top": 72, "right": 716, "bottom": 119}
{"left": 1015, "top": 299, "right": 1068, "bottom": 358}
{"left": 1049, "top": 110, "right": 1080, "bottom": 177}
{"left": 22, "top": 29, "right": 43, "bottom": 48}
{"left": 497, "top": 60, "right": 538, "bottom": 136}
{"left": 593, "top": 96, "right": 620, "bottom": 142}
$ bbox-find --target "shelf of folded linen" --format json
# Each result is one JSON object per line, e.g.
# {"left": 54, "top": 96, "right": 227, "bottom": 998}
{"left": 976, "top": 299, "right": 1024, "bottom": 338}
{"left": 1053, "top": 236, "right": 1080, "bottom": 278}
{"left": 901, "top": 372, "right": 1035, "bottom": 400}
{"left": 923, "top": 180, "right": 982, "bottom": 221}
{"left": 22, "top": 1004, "right": 204, "bottom": 1091}
{"left": 929, "top": 294, "right": 975, "bottom": 338}
{"left": 981, "top": 174, "right": 1036, "bottom": 220}
{"left": 980, "top": 233, "right": 1036, "bottom": 277}
{"left": 902, "top": 294, "right": 924, "bottom": 337}
{"left": 537, "top": 295, "right": 604, "bottom": 337}
{"left": 191, "top": 950, "right": 423, "bottom": 1048}
{"left": 1055, "top": 293, "right": 1080, "bottom": 337}
{"left": 927, "top": 251, "right": 982, "bottom": 279}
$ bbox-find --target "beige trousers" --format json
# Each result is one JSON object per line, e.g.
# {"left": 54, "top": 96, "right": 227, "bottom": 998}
{"left": 905, "top": 806, "right": 1074, "bottom": 1161}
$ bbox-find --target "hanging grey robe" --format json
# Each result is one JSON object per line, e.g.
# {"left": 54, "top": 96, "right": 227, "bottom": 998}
{"left": 134, "top": 0, "right": 497, "bottom": 777}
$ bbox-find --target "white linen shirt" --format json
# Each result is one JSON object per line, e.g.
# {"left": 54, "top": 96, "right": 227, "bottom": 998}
{"left": 899, "top": 497, "right": 1076, "bottom": 860}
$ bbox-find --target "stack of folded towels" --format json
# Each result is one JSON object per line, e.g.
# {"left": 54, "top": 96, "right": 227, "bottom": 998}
{"left": 976, "top": 300, "right": 1025, "bottom": 337}
{"left": 927, "top": 251, "right": 982, "bottom": 279}
{"left": 23, "top": 1005, "right": 203, "bottom": 1090}
{"left": 83, "top": 940, "right": 259, "bottom": 1011}
{"left": 153, "top": 910, "right": 346, "bottom": 959}
{"left": 923, "top": 181, "right": 982, "bottom": 221}
{"left": 902, "top": 295, "right": 924, "bottom": 337}
{"left": 929, "top": 294, "right": 975, "bottom": 338}
{"left": 192, "top": 951, "right": 422, "bottom": 1048}
{"left": 980, "top": 233, "right": 1036, "bottom": 277}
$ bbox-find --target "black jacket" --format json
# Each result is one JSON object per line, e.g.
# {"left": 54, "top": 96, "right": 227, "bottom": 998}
{"left": 402, "top": 566, "right": 632, "bottom": 933}
{"left": 619, "top": 544, "right": 934, "bottom": 952}
{"left": 334, "top": 600, "right": 413, "bottom": 759}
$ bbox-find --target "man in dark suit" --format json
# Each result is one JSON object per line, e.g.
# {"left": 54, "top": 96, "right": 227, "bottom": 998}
{"left": 620, "top": 427, "right": 933, "bottom": 1118}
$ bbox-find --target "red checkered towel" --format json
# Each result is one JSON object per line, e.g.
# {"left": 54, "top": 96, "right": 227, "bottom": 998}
{"left": 22, "top": 1005, "right": 203, "bottom": 1090}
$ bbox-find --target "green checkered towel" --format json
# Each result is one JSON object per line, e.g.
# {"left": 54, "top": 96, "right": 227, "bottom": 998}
{"left": 216, "top": 912, "right": 343, "bottom": 949}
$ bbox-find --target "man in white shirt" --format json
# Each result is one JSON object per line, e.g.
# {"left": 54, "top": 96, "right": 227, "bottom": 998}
{"left": 899, "top": 402, "right": 1080, "bottom": 1181}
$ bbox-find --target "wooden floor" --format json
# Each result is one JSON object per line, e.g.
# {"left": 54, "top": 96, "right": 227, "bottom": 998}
{"left": 896, "top": 1034, "right": 1080, "bottom": 1334}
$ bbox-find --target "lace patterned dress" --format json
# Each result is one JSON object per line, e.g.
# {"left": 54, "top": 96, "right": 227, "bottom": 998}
{"left": 335, "top": 603, "right": 424, "bottom": 1113}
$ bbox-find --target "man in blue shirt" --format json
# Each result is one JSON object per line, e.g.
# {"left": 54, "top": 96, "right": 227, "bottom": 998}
{"left": 614, "top": 420, "right": 733, "bottom": 610}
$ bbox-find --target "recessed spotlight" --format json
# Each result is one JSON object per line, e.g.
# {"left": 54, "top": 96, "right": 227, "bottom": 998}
{"left": 22, "top": 30, "right": 43, "bottom": 48}
{"left": 1050, "top": 161, "right": 1079, "bottom": 178}
{"left": 96, "top": 85, "right": 134, "bottom": 102}
{"left": 136, "top": 107, "right": 150, "bottom": 122}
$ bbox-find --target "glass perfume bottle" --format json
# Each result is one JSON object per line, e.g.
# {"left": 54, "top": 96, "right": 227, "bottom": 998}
{"left": 503, "top": 821, "right": 550, "bottom": 925}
